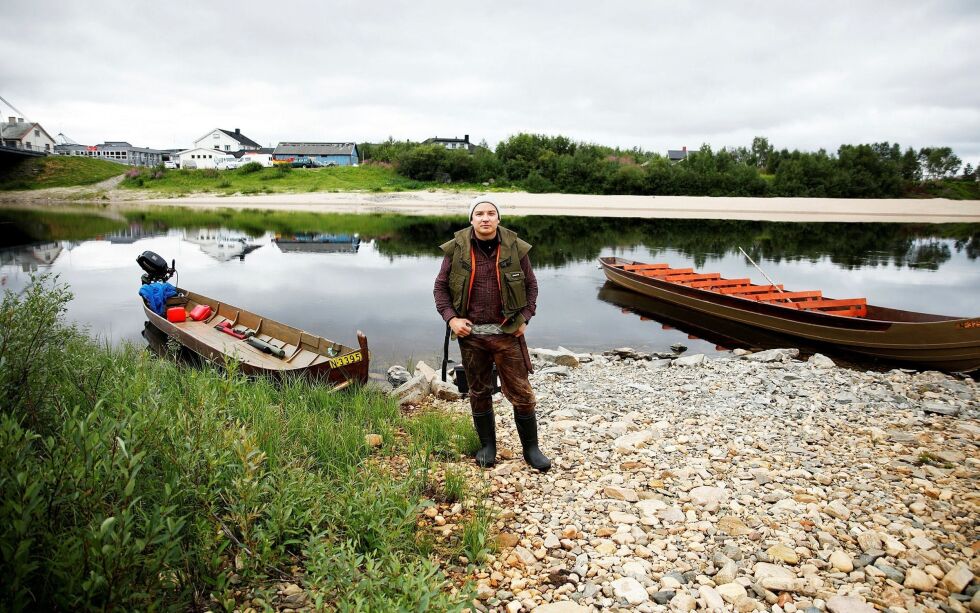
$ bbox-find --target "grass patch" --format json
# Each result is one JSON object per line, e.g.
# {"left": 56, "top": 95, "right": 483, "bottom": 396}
{"left": 117, "top": 164, "right": 515, "bottom": 195}
{"left": 0, "top": 156, "right": 126, "bottom": 190}
{"left": 0, "top": 275, "right": 485, "bottom": 610}
{"left": 915, "top": 179, "right": 980, "bottom": 200}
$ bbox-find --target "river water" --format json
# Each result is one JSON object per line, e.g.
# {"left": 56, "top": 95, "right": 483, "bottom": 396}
{"left": 1, "top": 206, "right": 978, "bottom": 372}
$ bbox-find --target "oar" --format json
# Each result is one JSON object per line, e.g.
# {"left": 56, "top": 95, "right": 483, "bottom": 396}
{"left": 738, "top": 246, "right": 790, "bottom": 301}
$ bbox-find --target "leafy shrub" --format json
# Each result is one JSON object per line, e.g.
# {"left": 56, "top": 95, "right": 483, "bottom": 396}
{"left": 0, "top": 279, "right": 484, "bottom": 610}
{"left": 217, "top": 180, "right": 232, "bottom": 188}
{"left": 200, "top": 168, "right": 219, "bottom": 179}
{"left": 238, "top": 162, "right": 263, "bottom": 174}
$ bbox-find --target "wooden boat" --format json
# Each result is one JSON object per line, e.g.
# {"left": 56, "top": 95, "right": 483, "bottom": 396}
{"left": 142, "top": 289, "right": 369, "bottom": 388}
{"left": 599, "top": 257, "right": 980, "bottom": 372}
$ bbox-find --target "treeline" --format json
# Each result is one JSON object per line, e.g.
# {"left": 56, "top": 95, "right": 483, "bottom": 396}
{"left": 359, "top": 135, "right": 979, "bottom": 199}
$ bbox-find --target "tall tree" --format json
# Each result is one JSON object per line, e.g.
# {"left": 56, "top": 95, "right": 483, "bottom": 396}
{"left": 751, "top": 136, "right": 773, "bottom": 171}
{"left": 919, "top": 147, "right": 962, "bottom": 180}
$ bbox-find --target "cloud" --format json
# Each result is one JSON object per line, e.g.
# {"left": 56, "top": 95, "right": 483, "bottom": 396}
{"left": 2, "top": 1, "right": 978, "bottom": 164}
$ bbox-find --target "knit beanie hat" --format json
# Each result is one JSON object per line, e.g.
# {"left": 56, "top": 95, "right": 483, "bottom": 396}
{"left": 469, "top": 195, "right": 500, "bottom": 220}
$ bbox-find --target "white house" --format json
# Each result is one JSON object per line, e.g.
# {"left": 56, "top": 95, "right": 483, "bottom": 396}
{"left": 1, "top": 117, "right": 57, "bottom": 153}
{"left": 192, "top": 128, "right": 261, "bottom": 153}
{"left": 177, "top": 147, "right": 225, "bottom": 169}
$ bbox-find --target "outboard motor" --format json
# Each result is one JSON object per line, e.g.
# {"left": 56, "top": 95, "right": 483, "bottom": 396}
{"left": 137, "top": 250, "right": 176, "bottom": 285}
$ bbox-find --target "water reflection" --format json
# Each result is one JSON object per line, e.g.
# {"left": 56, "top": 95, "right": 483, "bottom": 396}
{"left": 0, "top": 206, "right": 978, "bottom": 372}
{"left": 273, "top": 233, "right": 361, "bottom": 254}
{"left": 184, "top": 229, "right": 263, "bottom": 261}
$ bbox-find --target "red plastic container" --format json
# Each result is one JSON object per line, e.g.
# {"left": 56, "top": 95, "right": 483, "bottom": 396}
{"left": 166, "top": 307, "right": 186, "bottom": 323}
{"left": 189, "top": 304, "right": 212, "bottom": 321}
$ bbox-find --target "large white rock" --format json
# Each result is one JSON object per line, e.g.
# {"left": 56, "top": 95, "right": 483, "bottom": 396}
{"left": 689, "top": 486, "right": 729, "bottom": 511}
{"left": 829, "top": 550, "right": 854, "bottom": 573}
{"left": 753, "top": 562, "right": 797, "bottom": 581}
{"left": 826, "top": 595, "right": 876, "bottom": 613}
{"left": 904, "top": 567, "right": 937, "bottom": 591}
{"left": 674, "top": 353, "right": 707, "bottom": 367}
{"left": 611, "top": 577, "right": 649, "bottom": 605}
{"left": 614, "top": 430, "right": 654, "bottom": 451}
{"left": 636, "top": 498, "right": 668, "bottom": 516}
{"left": 413, "top": 360, "right": 437, "bottom": 384}
{"left": 392, "top": 374, "right": 428, "bottom": 405}
{"left": 941, "top": 562, "right": 974, "bottom": 593}
{"left": 700, "top": 586, "right": 726, "bottom": 611}
{"left": 808, "top": 353, "right": 836, "bottom": 368}
{"left": 430, "top": 379, "right": 461, "bottom": 400}
{"left": 744, "top": 348, "right": 799, "bottom": 362}
{"left": 716, "top": 582, "right": 747, "bottom": 603}
{"left": 671, "top": 593, "right": 697, "bottom": 611}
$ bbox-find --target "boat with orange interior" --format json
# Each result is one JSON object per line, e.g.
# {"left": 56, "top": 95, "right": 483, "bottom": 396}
{"left": 599, "top": 257, "right": 980, "bottom": 372}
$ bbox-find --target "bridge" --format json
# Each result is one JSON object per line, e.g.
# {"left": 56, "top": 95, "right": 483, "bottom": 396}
{"left": 0, "top": 144, "right": 46, "bottom": 169}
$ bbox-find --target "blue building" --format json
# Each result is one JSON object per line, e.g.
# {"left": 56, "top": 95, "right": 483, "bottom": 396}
{"left": 272, "top": 142, "right": 359, "bottom": 166}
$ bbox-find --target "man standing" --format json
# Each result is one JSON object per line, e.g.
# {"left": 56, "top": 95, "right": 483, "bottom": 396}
{"left": 433, "top": 196, "right": 551, "bottom": 472}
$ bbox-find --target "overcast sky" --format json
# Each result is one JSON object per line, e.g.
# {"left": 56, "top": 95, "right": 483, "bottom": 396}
{"left": 3, "top": 1, "right": 978, "bottom": 165}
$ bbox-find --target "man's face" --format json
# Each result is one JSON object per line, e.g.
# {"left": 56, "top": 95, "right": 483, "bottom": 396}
{"left": 471, "top": 203, "right": 499, "bottom": 240}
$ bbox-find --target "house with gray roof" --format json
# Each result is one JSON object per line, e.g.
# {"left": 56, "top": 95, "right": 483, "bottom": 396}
{"left": 667, "top": 146, "right": 691, "bottom": 163}
{"left": 272, "top": 142, "right": 359, "bottom": 166}
{"left": 2, "top": 117, "right": 56, "bottom": 153}
{"left": 55, "top": 141, "right": 165, "bottom": 166}
{"left": 423, "top": 134, "right": 476, "bottom": 152}
{"left": 193, "top": 128, "right": 262, "bottom": 153}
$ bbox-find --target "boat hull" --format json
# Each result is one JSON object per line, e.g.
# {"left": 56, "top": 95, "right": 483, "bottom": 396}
{"left": 600, "top": 257, "right": 980, "bottom": 372}
{"left": 143, "top": 289, "right": 369, "bottom": 387}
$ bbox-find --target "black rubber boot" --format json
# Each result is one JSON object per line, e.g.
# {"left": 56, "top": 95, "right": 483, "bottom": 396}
{"left": 471, "top": 410, "right": 497, "bottom": 468}
{"left": 514, "top": 411, "right": 551, "bottom": 472}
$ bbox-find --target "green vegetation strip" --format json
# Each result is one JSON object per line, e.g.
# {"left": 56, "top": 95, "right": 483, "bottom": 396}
{"left": 0, "top": 156, "right": 125, "bottom": 190}
{"left": 120, "top": 163, "right": 511, "bottom": 196}
{"left": 0, "top": 277, "right": 488, "bottom": 611}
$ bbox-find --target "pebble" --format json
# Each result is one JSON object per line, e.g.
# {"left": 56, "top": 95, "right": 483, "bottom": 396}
{"left": 941, "top": 563, "right": 974, "bottom": 593}
{"left": 671, "top": 593, "right": 697, "bottom": 611}
{"left": 904, "top": 567, "right": 937, "bottom": 591}
{"left": 826, "top": 595, "right": 875, "bottom": 613}
{"left": 701, "top": 586, "right": 726, "bottom": 610}
{"left": 829, "top": 550, "right": 854, "bottom": 573}
{"left": 422, "top": 347, "right": 979, "bottom": 612}
{"left": 717, "top": 582, "right": 748, "bottom": 603}
{"left": 611, "top": 577, "right": 649, "bottom": 605}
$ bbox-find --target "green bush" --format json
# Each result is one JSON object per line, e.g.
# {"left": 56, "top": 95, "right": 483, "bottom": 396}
{"left": 238, "top": 162, "right": 263, "bottom": 174}
{"left": 0, "top": 278, "right": 485, "bottom": 610}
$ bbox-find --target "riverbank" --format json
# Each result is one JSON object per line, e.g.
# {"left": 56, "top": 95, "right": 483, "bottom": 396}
{"left": 424, "top": 347, "right": 980, "bottom": 612}
{"left": 2, "top": 187, "right": 980, "bottom": 223}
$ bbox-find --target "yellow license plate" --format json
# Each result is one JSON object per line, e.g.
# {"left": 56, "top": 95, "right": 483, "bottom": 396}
{"left": 329, "top": 351, "right": 362, "bottom": 368}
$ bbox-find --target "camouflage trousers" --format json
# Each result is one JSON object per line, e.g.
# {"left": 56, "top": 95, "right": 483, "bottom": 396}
{"left": 459, "top": 334, "right": 536, "bottom": 417}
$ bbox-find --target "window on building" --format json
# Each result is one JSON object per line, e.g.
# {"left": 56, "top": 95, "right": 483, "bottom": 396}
{"left": 225, "top": 145, "right": 230, "bottom": 151}
{"left": 25, "top": 142, "right": 31, "bottom": 150}
{"left": 34, "top": 129, "right": 40, "bottom": 137}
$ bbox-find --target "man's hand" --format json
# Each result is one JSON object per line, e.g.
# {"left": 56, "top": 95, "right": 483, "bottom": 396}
{"left": 450, "top": 317, "right": 473, "bottom": 337}
{"left": 512, "top": 322, "right": 527, "bottom": 338}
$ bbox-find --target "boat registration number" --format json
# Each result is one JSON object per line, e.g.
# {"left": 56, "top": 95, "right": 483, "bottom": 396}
{"left": 330, "top": 351, "right": 362, "bottom": 368}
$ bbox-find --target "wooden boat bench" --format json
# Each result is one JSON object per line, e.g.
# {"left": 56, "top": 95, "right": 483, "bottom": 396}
{"left": 608, "top": 260, "right": 868, "bottom": 317}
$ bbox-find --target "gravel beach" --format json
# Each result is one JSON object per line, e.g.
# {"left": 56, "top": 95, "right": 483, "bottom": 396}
{"left": 427, "top": 348, "right": 979, "bottom": 612}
